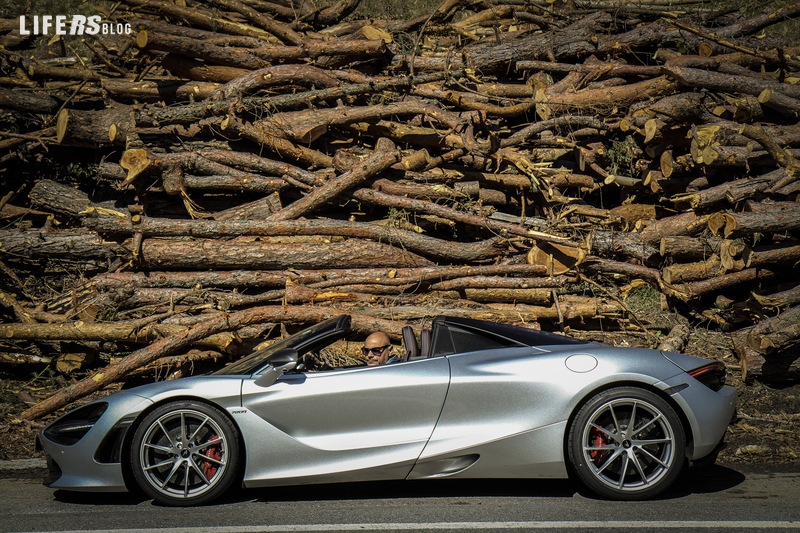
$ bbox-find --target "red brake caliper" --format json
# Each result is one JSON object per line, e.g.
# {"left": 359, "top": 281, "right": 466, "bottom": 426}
{"left": 202, "top": 436, "right": 221, "bottom": 478}
{"left": 589, "top": 427, "right": 607, "bottom": 464}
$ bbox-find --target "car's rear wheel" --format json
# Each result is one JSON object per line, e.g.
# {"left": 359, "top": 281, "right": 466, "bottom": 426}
{"left": 568, "top": 387, "right": 686, "bottom": 500}
{"left": 131, "top": 400, "right": 240, "bottom": 506}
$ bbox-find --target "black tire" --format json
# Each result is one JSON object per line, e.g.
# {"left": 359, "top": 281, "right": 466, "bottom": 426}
{"left": 567, "top": 387, "right": 686, "bottom": 500}
{"left": 130, "top": 400, "right": 241, "bottom": 506}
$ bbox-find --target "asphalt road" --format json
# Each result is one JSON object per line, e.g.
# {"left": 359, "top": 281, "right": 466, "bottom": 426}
{"left": 2, "top": 462, "right": 799, "bottom": 533}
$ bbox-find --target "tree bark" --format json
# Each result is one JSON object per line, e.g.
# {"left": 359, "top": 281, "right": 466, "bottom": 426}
{"left": 638, "top": 211, "right": 710, "bottom": 244}
{"left": 708, "top": 204, "right": 800, "bottom": 238}
{"left": 101, "top": 78, "right": 221, "bottom": 103}
{"left": 56, "top": 106, "right": 132, "bottom": 148}
{"left": 657, "top": 323, "right": 691, "bottom": 353}
{"left": 0, "top": 228, "right": 126, "bottom": 265}
{"left": 588, "top": 230, "right": 660, "bottom": 266}
{"left": 351, "top": 188, "right": 579, "bottom": 247}
{"left": 28, "top": 179, "right": 93, "bottom": 218}
{"left": 0, "top": 87, "right": 59, "bottom": 113}
{"left": 0, "top": 321, "right": 242, "bottom": 352}
{"left": 138, "top": 237, "right": 434, "bottom": 269}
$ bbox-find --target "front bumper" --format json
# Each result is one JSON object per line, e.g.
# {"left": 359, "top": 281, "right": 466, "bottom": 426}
{"left": 36, "top": 394, "right": 152, "bottom": 492}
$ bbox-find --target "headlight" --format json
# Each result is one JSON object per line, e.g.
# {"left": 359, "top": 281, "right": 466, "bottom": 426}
{"left": 43, "top": 402, "right": 108, "bottom": 445}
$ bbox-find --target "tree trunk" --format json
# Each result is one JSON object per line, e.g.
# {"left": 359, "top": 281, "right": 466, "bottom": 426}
{"left": 138, "top": 237, "right": 434, "bottom": 269}
{"left": 101, "top": 78, "right": 221, "bottom": 103}
{"left": 588, "top": 230, "right": 660, "bottom": 266}
{"left": 56, "top": 106, "right": 132, "bottom": 148}
{"left": 657, "top": 323, "right": 691, "bottom": 353}
{"left": 28, "top": 179, "right": 93, "bottom": 218}
{"left": 709, "top": 203, "right": 800, "bottom": 238}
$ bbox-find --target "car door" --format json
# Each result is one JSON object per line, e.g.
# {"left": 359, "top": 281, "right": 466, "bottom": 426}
{"left": 240, "top": 356, "right": 450, "bottom": 485}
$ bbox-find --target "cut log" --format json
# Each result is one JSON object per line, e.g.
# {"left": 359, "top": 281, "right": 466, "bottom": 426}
{"left": 431, "top": 288, "right": 553, "bottom": 305}
{"left": 657, "top": 323, "right": 691, "bottom": 353}
{"left": 709, "top": 204, "right": 800, "bottom": 238}
{"left": 138, "top": 237, "right": 434, "bottom": 269}
{"left": 659, "top": 236, "right": 728, "bottom": 261}
{"left": 428, "top": 275, "right": 576, "bottom": 291}
{"left": 56, "top": 107, "right": 132, "bottom": 148}
{"left": 751, "top": 284, "right": 800, "bottom": 308}
{"left": 136, "top": 27, "right": 386, "bottom": 70}
{"left": 28, "top": 179, "right": 93, "bottom": 218}
{"left": 220, "top": 117, "right": 334, "bottom": 169}
{"left": 738, "top": 347, "right": 800, "bottom": 384}
{"left": 352, "top": 298, "right": 625, "bottom": 323}
{"left": 744, "top": 244, "right": 800, "bottom": 268}
{"left": 0, "top": 228, "right": 126, "bottom": 265}
{"left": 662, "top": 255, "right": 722, "bottom": 285}
{"left": 0, "top": 320, "right": 239, "bottom": 352}
{"left": 161, "top": 54, "right": 249, "bottom": 82}
{"left": 462, "top": 11, "right": 608, "bottom": 73}
{"left": 351, "top": 188, "right": 579, "bottom": 247}
{"left": 211, "top": 64, "right": 340, "bottom": 100}
{"left": 588, "top": 230, "right": 660, "bottom": 266}
{"left": 125, "top": 0, "right": 282, "bottom": 41}
{"left": 213, "top": 193, "right": 283, "bottom": 221}
{"left": 664, "top": 65, "right": 800, "bottom": 100}
{"left": 638, "top": 211, "right": 710, "bottom": 244}
{"left": 671, "top": 268, "right": 777, "bottom": 300}
{"left": 101, "top": 78, "right": 221, "bottom": 103}
{"left": 0, "top": 87, "right": 59, "bottom": 113}
{"left": 89, "top": 264, "right": 553, "bottom": 293}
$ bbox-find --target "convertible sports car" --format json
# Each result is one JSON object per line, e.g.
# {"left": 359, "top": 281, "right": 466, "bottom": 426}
{"left": 37, "top": 315, "right": 736, "bottom": 506}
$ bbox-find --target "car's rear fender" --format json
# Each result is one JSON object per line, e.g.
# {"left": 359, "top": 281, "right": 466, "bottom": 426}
{"left": 561, "top": 378, "right": 698, "bottom": 467}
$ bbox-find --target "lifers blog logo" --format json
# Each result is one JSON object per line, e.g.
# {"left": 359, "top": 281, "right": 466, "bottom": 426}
{"left": 19, "top": 15, "right": 132, "bottom": 36}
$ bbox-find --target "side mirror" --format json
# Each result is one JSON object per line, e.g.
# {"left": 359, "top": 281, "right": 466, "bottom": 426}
{"left": 254, "top": 348, "right": 298, "bottom": 387}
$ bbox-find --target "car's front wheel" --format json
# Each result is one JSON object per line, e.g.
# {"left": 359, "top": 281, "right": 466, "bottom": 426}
{"left": 130, "top": 400, "right": 241, "bottom": 506}
{"left": 567, "top": 387, "right": 686, "bottom": 500}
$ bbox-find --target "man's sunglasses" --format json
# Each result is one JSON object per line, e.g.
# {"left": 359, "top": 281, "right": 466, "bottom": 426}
{"left": 361, "top": 345, "right": 390, "bottom": 356}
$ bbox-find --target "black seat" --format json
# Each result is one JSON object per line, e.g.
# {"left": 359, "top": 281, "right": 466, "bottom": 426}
{"left": 419, "top": 328, "right": 431, "bottom": 358}
{"left": 402, "top": 326, "right": 419, "bottom": 361}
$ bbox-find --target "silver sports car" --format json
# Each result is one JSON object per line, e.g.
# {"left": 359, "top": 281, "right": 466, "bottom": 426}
{"left": 37, "top": 315, "right": 736, "bottom": 506}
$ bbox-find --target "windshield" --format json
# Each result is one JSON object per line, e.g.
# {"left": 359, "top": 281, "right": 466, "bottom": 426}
{"left": 214, "top": 316, "right": 349, "bottom": 375}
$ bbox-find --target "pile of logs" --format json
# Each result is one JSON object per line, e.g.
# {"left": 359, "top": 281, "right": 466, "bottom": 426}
{"left": 2, "top": 0, "right": 800, "bottom": 418}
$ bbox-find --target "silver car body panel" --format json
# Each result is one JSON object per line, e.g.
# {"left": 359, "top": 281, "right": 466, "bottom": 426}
{"left": 42, "top": 392, "right": 153, "bottom": 492}
{"left": 659, "top": 372, "right": 737, "bottom": 459}
{"left": 240, "top": 357, "right": 450, "bottom": 486}
{"left": 413, "top": 345, "right": 672, "bottom": 480}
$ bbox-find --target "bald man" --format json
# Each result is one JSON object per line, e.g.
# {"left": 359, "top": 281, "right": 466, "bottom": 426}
{"left": 361, "top": 331, "right": 400, "bottom": 366}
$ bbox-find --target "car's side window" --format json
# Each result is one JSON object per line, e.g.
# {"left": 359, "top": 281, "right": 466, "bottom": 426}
{"left": 451, "top": 326, "right": 514, "bottom": 353}
{"left": 299, "top": 339, "right": 367, "bottom": 372}
{"left": 431, "top": 324, "right": 519, "bottom": 357}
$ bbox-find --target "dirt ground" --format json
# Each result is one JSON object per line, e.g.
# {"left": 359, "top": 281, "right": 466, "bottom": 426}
{"left": 1, "top": 328, "right": 798, "bottom": 466}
